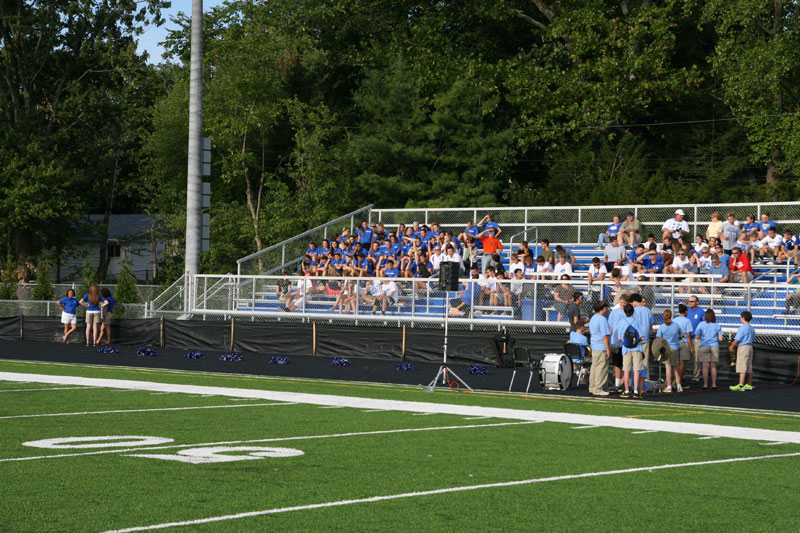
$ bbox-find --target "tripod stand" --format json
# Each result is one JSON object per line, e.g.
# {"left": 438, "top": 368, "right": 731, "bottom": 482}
{"left": 424, "top": 289, "right": 473, "bottom": 392}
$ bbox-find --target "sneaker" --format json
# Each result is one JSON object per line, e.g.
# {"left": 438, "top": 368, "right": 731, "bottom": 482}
{"left": 729, "top": 384, "right": 745, "bottom": 391}
{"left": 594, "top": 246, "right": 602, "bottom": 250}
{"left": 744, "top": 384, "right": 754, "bottom": 391}
{"left": 676, "top": 384, "right": 684, "bottom": 393}
{"left": 620, "top": 390, "right": 632, "bottom": 398}
{"left": 634, "top": 392, "right": 644, "bottom": 399}
{"left": 663, "top": 385, "right": 673, "bottom": 393}
{"left": 593, "top": 391, "right": 610, "bottom": 396}
{"left": 615, "top": 385, "right": 624, "bottom": 393}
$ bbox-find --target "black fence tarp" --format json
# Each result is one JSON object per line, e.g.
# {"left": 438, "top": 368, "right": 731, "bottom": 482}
{"left": 0, "top": 316, "right": 21, "bottom": 340}
{"left": 0, "top": 316, "right": 797, "bottom": 384}
{"left": 18, "top": 317, "right": 161, "bottom": 346}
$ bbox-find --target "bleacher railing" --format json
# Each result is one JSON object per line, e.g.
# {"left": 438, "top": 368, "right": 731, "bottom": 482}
{"left": 372, "top": 202, "right": 800, "bottom": 245}
{"left": 236, "top": 204, "right": 374, "bottom": 276}
{"left": 160, "top": 273, "right": 800, "bottom": 351}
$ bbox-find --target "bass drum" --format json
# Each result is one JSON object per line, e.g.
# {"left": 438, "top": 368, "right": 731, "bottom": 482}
{"left": 540, "top": 353, "right": 573, "bottom": 391}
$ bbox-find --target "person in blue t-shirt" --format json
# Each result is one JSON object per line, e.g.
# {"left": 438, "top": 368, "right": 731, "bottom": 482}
{"left": 57, "top": 288, "right": 79, "bottom": 343}
{"left": 79, "top": 285, "right": 107, "bottom": 347}
{"left": 617, "top": 303, "right": 645, "bottom": 398}
{"left": 758, "top": 212, "right": 777, "bottom": 239}
{"left": 729, "top": 311, "right": 755, "bottom": 391}
{"left": 383, "top": 260, "right": 400, "bottom": 279}
{"left": 596, "top": 215, "right": 622, "bottom": 249}
{"left": 97, "top": 288, "right": 117, "bottom": 346}
{"left": 588, "top": 301, "right": 612, "bottom": 396}
{"left": 479, "top": 213, "right": 502, "bottom": 238}
{"left": 355, "top": 220, "right": 375, "bottom": 247}
{"left": 685, "top": 295, "right": 705, "bottom": 382}
{"left": 569, "top": 325, "right": 589, "bottom": 359}
{"left": 673, "top": 304, "right": 695, "bottom": 386}
{"left": 655, "top": 310, "right": 682, "bottom": 392}
{"left": 694, "top": 309, "right": 723, "bottom": 389}
{"left": 449, "top": 271, "right": 478, "bottom": 316}
{"left": 742, "top": 214, "right": 758, "bottom": 235}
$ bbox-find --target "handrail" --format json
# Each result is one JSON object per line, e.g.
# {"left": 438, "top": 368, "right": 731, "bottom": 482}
{"left": 236, "top": 204, "right": 373, "bottom": 273}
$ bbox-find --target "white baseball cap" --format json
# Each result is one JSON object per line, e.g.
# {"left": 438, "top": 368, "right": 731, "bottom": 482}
{"left": 675, "top": 209, "right": 685, "bottom": 216}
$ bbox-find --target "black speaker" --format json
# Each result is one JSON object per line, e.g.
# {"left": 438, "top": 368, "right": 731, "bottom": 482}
{"left": 438, "top": 262, "right": 460, "bottom": 291}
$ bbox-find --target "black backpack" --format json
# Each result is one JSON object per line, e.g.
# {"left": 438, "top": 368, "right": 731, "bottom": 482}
{"left": 622, "top": 320, "right": 640, "bottom": 349}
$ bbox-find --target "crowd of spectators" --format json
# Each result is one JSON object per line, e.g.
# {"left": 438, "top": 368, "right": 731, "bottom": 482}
{"left": 277, "top": 209, "right": 797, "bottom": 317}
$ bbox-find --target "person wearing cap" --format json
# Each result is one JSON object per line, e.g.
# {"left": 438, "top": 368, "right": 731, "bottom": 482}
{"left": 662, "top": 209, "right": 690, "bottom": 241}
{"left": 620, "top": 211, "right": 642, "bottom": 248}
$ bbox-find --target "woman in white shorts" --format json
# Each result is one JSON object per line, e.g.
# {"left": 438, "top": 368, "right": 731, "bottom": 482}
{"left": 58, "top": 289, "right": 79, "bottom": 342}
{"left": 79, "top": 285, "right": 107, "bottom": 346}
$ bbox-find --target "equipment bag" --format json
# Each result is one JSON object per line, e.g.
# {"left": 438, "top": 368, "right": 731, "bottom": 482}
{"left": 622, "top": 320, "right": 640, "bottom": 349}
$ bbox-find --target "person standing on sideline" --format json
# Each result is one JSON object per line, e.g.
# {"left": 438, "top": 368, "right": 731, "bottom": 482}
{"left": 58, "top": 288, "right": 79, "bottom": 343}
{"left": 97, "top": 288, "right": 116, "bottom": 346}
{"left": 729, "top": 311, "right": 755, "bottom": 391}
{"left": 673, "top": 304, "right": 695, "bottom": 386}
{"left": 607, "top": 293, "right": 629, "bottom": 392}
{"left": 588, "top": 301, "right": 611, "bottom": 396}
{"left": 618, "top": 304, "right": 645, "bottom": 398}
{"left": 630, "top": 293, "right": 654, "bottom": 364}
{"left": 686, "top": 295, "right": 705, "bottom": 382}
{"left": 79, "top": 285, "right": 107, "bottom": 347}
{"left": 655, "top": 310, "right": 682, "bottom": 392}
{"left": 694, "top": 309, "right": 723, "bottom": 389}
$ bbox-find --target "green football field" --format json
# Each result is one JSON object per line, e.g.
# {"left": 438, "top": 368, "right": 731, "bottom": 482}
{"left": 2, "top": 358, "right": 800, "bottom": 532}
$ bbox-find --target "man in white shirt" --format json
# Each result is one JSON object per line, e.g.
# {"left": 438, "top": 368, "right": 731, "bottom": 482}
{"left": 372, "top": 279, "right": 398, "bottom": 315}
{"left": 535, "top": 255, "right": 554, "bottom": 279}
{"left": 507, "top": 252, "right": 524, "bottom": 277}
{"left": 755, "top": 227, "right": 783, "bottom": 264}
{"left": 587, "top": 257, "right": 607, "bottom": 301}
{"left": 429, "top": 245, "right": 443, "bottom": 275}
{"left": 283, "top": 274, "right": 314, "bottom": 312}
{"left": 439, "top": 244, "right": 462, "bottom": 271}
{"left": 553, "top": 253, "right": 573, "bottom": 277}
{"left": 662, "top": 209, "right": 690, "bottom": 241}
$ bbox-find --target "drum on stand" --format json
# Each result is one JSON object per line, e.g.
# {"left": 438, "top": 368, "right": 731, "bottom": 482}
{"left": 540, "top": 353, "right": 573, "bottom": 390}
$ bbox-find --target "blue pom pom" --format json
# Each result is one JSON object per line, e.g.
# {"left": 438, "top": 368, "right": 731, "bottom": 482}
{"left": 395, "top": 363, "right": 416, "bottom": 371}
{"left": 96, "top": 346, "right": 118, "bottom": 354}
{"left": 137, "top": 347, "right": 157, "bottom": 357}
{"left": 467, "top": 365, "right": 489, "bottom": 375}
{"left": 183, "top": 351, "right": 205, "bottom": 359}
{"left": 268, "top": 356, "right": 291, "bottom": 365}
{"left": 329, "top": 356, "right": 351, "bottom": 367}
{"left": 219, "top": 352, "right": 243, "bottom": 362}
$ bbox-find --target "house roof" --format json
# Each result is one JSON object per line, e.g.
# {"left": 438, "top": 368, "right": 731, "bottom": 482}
{"left": 84, "top": 214, "right": 157, "bottom": 242}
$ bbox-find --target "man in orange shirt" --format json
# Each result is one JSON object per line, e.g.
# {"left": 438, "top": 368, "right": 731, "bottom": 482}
{"left": 477, "top": 227, "right": 503, "bottom": 273}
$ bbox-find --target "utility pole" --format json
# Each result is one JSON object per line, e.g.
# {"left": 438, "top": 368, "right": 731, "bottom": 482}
{"left": 185, "top": 0, "right": 203, "bottom": 279}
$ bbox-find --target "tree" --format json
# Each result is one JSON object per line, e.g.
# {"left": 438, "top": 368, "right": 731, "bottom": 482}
{"left": 31, "top": 260, "right": 55, "bottom": 301}
{"left": 0, "top": 1, "right": 167, "bottom": 280}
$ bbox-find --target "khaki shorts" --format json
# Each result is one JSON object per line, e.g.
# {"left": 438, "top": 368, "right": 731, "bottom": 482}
{"left": 698, "top": 346, "right": 719, "bottom": 363}
{"left": 665, "top": 347, "right": 678, "bottom": 366}
{"left": 736, "top": 344, "right": 753, "bottom": 374}
{"left": 85, "top": 312, "right": 101, "bottom": 324}
{"left": 102, "top": 311, "right": 113, "bottom": 326}
{"left": 678, "top": 342, "right": 691, "bottom": 362}
{"left": 623, "top": 350, "right": 644, "bottom": 372}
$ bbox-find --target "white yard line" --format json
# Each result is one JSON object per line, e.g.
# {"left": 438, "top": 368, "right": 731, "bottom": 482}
{"left": 0, "top": 386, "right": 94, "bottom": 393}
{"left": 3, "top": 371, "right": 800, "bottom": 444}
{"left": 104, "top": 450, "right": 800, "bottom": 532}
{"left": 0, "top": 402, "right": 292, "bottom": 420}
{"left": 631, "top": 430, "right": 659, "bottom": 434}
{"left": 572, "top": 425, "right": 599, "bottom": 429}
{"left": 0, "top": 421, "right": 536, "bottom": 463}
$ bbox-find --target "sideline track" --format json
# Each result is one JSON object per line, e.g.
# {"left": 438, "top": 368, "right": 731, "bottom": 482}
{"left": 3, "top": 371, "right": 800, "bottom": 444}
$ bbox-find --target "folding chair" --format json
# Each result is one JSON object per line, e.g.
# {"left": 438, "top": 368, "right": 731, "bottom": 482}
{"left": 564, "top": 342, "right": 590, "bottom": 386}
{"left": 508, "top": 347, "right": 538, "bottom": 393}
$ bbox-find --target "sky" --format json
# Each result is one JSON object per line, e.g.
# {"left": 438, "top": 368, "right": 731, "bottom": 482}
{"left": 137, "top": 1, "right": 227, "bottom": 63}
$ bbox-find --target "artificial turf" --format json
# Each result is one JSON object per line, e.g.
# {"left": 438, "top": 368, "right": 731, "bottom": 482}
{"left": 2, "top": 361, "right": 800, "bottom": 531}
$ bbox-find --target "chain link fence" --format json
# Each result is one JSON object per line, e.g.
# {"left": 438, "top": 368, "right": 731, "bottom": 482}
{"left": 13, "top": 283, "right": 160, "bottom": 302}
{"left": 0, "top": 299, "right": 147, "bottom": 319}
{"left": 176, "top": 273, "right": 800, "bottom": 351}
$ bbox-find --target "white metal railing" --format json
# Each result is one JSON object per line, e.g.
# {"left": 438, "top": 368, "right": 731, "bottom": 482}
{"left": 373, "top": 201, "right": 800, "bottom": 245}
{"left": 236, "top": 204, "right": 374, "bottom": 276}
{"left": 165, "top": 273, "right": 800, "bottom": 339}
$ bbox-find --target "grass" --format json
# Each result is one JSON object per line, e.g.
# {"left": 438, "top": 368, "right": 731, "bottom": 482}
{"left": 1, "top": 359, "right": 800, "bottom": 531}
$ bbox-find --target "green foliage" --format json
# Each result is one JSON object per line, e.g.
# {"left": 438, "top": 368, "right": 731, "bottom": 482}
{"left": 115, "top": 261, "right": 140, "bottom": 304}
{"left": 79, "top": 260, "right": 100, "bottom": 300}
{"left": 0, "top": 261, "right": 17, "bottom": 300}
{"left": 30, "top": 260, "right": 55, "bottom": 301}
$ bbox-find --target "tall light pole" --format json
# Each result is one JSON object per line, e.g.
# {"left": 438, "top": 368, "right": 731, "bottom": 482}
{"left": 185, "top": 0, "right": 203, "bottom": 280}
